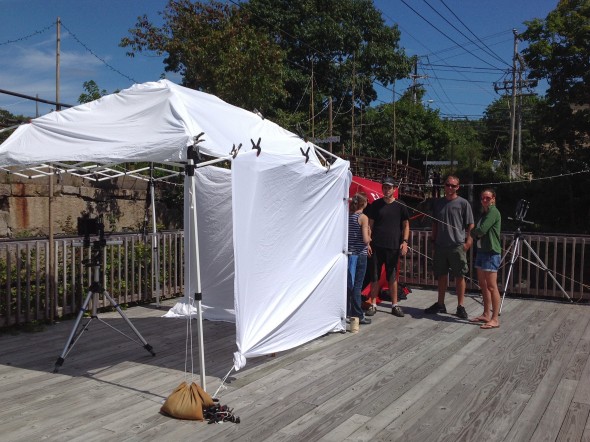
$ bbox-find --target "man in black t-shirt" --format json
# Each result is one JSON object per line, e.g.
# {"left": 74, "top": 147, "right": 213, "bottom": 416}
{"left": 365, "top": 177, "right": 410, "bottom": 317}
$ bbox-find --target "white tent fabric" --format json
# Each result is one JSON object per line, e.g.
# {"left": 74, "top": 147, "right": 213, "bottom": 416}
{"left": 0, "top": 79, "right": 349, "bottom": 372}
{"left": 232, "top": 151, "right": 349, "bottom": 369}
{"left": 2, "top": 80, "right": 317, "bottom": 164}
{"left": 163, "top": 166, "right": 236, "bottom": 322}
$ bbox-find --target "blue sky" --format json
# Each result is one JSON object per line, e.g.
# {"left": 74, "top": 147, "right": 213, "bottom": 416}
{"left": 1, "top": 0, "right": 558, "bottom": 120}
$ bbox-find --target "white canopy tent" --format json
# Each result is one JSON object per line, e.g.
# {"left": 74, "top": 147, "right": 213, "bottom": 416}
{"left": 0, "top": 80, "right": 350, "bottom": 388}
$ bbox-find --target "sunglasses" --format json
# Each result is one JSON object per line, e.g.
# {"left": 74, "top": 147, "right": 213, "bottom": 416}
{"left": 481, "top": 196, "right": 493, "bottom": 201}
{"left": 445, "top": 183, "right": 458, "bottom": 189}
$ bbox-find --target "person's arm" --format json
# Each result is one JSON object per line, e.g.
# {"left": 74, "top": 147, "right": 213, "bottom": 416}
{"left": 464, "top": 223, "right": 474, "bottom": 251}
{"left": 431, "top": 221, "right": 438, "bottom": 245}
{"left": 359, "top": 214, "right": 371, "bottom": 245}
{"left": 400, "top": 219, "right": 410, "bottom": 256}
{"left": 367, "top": 218, "right": 374, "bottom": 256}
{"left": 472, "top": 209, "right": 500, "bottom": 237}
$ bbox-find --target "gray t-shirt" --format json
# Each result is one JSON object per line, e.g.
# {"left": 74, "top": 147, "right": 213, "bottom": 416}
{"left": 432, "top": 196, "right": 474, "bottom": 247}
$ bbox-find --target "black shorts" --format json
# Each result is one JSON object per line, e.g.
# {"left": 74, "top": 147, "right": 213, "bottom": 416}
{"left": 370, "top": 246, "right": 400, "bottom": 282}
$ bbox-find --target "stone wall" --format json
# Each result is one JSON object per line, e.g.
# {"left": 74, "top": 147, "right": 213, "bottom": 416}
{"left": 0, "top": 173, "right": 156, "bottom": 237}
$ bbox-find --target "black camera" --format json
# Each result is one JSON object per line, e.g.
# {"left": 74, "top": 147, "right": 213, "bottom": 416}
{"left": 514, "top": 199, "right": 529, "bottom": 222}
{"left": 77, "top": 215, "right": 103, "bottom": 237}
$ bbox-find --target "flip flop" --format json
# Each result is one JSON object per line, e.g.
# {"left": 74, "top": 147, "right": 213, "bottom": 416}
{"left": 469, "top": 316, "right": 489, "bottom": 323}
{"left": 480, "top": 323, "right": 499, "bottom": 329}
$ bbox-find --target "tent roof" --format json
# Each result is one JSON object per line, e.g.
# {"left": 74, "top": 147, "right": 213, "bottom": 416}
{"left": 0, "top": 80, "right": 320, "bottom": 168}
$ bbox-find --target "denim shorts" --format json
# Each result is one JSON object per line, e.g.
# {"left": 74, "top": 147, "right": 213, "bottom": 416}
{"left": 474, "top": 251, "right": 501, "bottom": 272}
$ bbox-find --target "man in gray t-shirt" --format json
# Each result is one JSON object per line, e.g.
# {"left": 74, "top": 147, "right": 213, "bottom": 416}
{"left": 425, "top": 175, "right": 474, "bottom": 319}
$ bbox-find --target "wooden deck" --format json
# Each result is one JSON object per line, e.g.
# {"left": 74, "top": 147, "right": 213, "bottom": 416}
{"left": 1, "top": 289, "right": 589, "bottom": 441}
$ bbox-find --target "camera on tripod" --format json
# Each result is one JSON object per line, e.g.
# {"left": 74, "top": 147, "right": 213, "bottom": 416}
{"left": 508, "top": 199, "right": 534, "bottom": 226}
{"left": 77, "top": 214, "right": 105, "bottom": 248}
{"left": 514, "top": 199, "right": 529, "bottom": 223}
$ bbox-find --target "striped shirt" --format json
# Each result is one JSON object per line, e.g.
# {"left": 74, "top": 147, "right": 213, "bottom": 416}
{"left": 348, "top": 213, "right": 368, "bottom": 255}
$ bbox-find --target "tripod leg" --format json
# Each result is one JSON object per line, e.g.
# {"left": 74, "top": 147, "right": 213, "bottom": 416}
{"left": 521, "top": 239, "right": 573, "bottom": 302}
{"left": 54, "top": 291, "right": 94, "bottom": 373}
{"left": 500, "top": 238, "right": 520, "bottom": 314}
{"left": 102, "top": 291, "right": 156, "bottom": 356}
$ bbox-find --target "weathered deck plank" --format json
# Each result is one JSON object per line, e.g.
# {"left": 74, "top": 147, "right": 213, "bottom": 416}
{"left": 1, "top": 290, "right": 589, "bottom": 442}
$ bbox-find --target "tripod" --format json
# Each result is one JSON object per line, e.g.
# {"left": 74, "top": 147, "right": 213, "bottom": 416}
{"left": 500, "top": 225, "right": 572, "bottom": 313}
{"left": 53, "top": 240, "right": 155, "bottom": 373}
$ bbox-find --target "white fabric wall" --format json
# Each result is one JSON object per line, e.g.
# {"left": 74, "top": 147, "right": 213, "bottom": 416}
{"left": 196, "top": 167, "right": 235, "bottom": 321}
{"left": 231, "top": 151, "right": 349, "bottom": 370}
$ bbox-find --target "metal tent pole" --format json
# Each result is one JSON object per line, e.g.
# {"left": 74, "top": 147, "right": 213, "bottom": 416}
{"left": 150, "top": 164, "right": 161, "bottom": 308}
{"left": 185, "top": 148, "right": 206, "bottom": 391}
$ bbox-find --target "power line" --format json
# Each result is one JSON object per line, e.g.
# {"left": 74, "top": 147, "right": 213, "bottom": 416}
{"left": 398, "top": 0, "right": 503, "bottom": 70}
{"left": 438, "top": 0, "right": 511, "bottom": 68}
{"left": 60, "top": 21, "right": 137, "bottom": 83}
{"left": 0, "top": 23, "right": 55, "bottom": 46}
{"left": 422, "top": 0, "right": 510, "bottom": 68}
{"left": 424, "top": 63, "right": 504, "bottom": 72}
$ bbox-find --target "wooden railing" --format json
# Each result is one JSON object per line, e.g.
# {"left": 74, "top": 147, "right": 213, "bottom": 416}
{"left": 0, "top": 231, "right": 184, "bottom": 327}
{"left": 400, "top": 229, "right": 590, "bottom": 302}
{"left": 1, "top": 229, "right": 588, "bottom": 327}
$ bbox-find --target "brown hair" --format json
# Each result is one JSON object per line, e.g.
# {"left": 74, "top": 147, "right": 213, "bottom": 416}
{"left": 350, "top": 192, "right": 368, "bottom": 213}
{"left": 481, "top": 188, "right": 496, "bottom": 199}
{"left": 446, "top": 175, "right": 460, "bottom": 185}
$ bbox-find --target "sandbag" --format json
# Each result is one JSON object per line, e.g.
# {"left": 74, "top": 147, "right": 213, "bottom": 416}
{"left": 161, "top": 381, "right": 213, "bottom": 420}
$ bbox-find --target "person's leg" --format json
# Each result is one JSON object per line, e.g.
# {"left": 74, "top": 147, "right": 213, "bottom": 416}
{"left": 437, "top": 276, "right": 448, "bottom": 305}
{"left": 390, "top": 276, "right": 398, "bottom": 305}
{"left": 352, "top": 255, "right": 368, "bottom": 319}
{"left": 433, "top": 248, "right": 448, "bottom": 305}
{"left": 426, "top": 248, "right": 448, "bottom": 313}
{"left": 455, "top": 276, "right": 466, "bottom": 306}
{"left": 486, "top": 271, "right": 501, "bottom": 327}
{"left": 366, "top": 248, "right": 383, "bottom": 315}
{"left": 471, "top": 268, "right": 491, "bottom": 322}
{"left": 347, "top": 255, "right": 357, "bottom": 317}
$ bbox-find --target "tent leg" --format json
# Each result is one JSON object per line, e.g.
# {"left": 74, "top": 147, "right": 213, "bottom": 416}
{"left": 185, "top": 157, "right": 206, "bottom": 391}
{"left": 150, "top": 171, "right": 161, "bottom": 308}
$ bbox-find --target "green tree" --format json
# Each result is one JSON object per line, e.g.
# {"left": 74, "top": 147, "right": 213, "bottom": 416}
{"left": 120, "top": 0, "right": 288, "bottom": 115}
{"left": 521, "top": 0, "right": 590, "bottom": 169}
{"left": 0, "top": 109, "right": 28, "bottom": 144}
{"left": 360, "top": 89, "right": 448, "bottom": 163}
{"left": 78, "top": 80, "right": 108, "bottom": 104}
{"left": 242, "top": 0, "right": 411, "bottom": 139}
{"left": 480, "top": 95, "right": 548, "bottom": 173}
{"left": 521, "top": 0, "right": 590, "bottom": 230}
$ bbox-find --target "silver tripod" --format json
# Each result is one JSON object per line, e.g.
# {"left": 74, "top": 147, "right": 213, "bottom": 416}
{"left": 500, "top": 200, "right": 572, "bottom": 313}
{"left": 54, "top": 232, "right": 155, "bottom": 373}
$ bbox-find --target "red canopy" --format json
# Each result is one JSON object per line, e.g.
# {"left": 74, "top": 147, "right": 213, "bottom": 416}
{"left": 349, "top": 176, "right": 398, "bottom": 202}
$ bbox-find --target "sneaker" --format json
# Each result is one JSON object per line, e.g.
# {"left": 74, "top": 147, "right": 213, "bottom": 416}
{"left": 359, "top": 317, "right": 372, "bottom": 325}
{"left": 424, "top": 302, "right": 447, "bottom": 314}
{"left": 456, "top": 305, "right": 468, "bottom": 319}
{"left": 365, "top": 305, "right": 377, "bottom": 316}
{"left": 391, "top": 305, "right": 405, "bottom": 317}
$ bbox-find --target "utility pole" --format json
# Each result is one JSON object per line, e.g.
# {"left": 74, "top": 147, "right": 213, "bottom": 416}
{"left": 310, "top": 59, "right": 314, "bottom": 138}
{"left": 392, "top": 81, "right": 397, "bottom": 164}
{"left": 494, "top": 31, "right": 537, "bottom": 180}
{"left": 508, "top": 29, "right": 518, "bottom": 180}
{"left": 351, "top": 54, "right": 355, "bottom": 155}
{"left": 328, "top": 96, "right": 333, "bottom": 153}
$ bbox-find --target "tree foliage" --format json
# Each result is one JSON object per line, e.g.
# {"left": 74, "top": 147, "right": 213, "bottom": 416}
{"left": 480, "top": 95, "right": 548, "bottom": 172}
{"left": 120, "top": 0, "right": 288, "bottom": 114}
{"left": 0, "top": 109, "right": 28, "bottom": 144}
{"left": 521, "top": 0, "right": 590, "bottom": 169}
{"left": 78, "top": 80, "right": 108, "bottom": 104}
{"left": 120, "top": 0, "right": 410, "bottom": 139}
{"left": 242, "top": 0, "right": 411, "bottom": 137}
